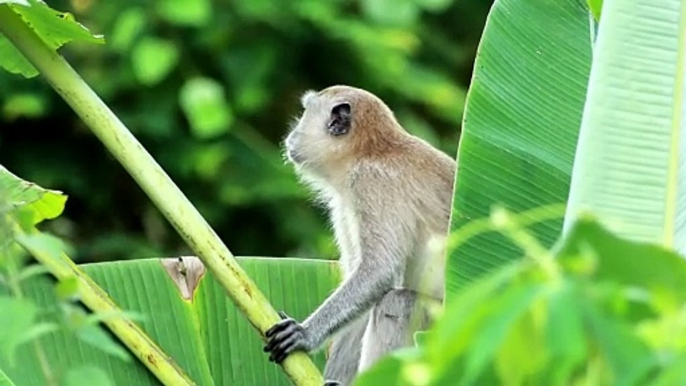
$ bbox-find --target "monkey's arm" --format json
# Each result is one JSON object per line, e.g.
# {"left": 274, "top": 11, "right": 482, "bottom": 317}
{"left": 264, "top": 195, "right": 413, "bottom": 363}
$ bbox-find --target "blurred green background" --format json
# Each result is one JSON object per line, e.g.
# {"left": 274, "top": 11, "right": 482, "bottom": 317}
{"left": 0, "top": 0, "right": 492, "bottom": 264}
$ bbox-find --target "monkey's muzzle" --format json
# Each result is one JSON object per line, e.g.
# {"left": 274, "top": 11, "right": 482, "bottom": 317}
{"left": 287, "top": 149, "right": 304, "bottom": 164}
{"left": 285, "top": 133, "right": 304, "bottom": 164}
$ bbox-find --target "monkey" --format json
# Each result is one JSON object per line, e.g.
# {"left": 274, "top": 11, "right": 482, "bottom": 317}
{"left": 263, "top": 85, "right": 456, "bottom": 385}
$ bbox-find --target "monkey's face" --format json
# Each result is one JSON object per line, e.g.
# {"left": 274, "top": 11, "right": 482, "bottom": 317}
{"left": 284, "top": 90, "right": 352, "bottom": 175}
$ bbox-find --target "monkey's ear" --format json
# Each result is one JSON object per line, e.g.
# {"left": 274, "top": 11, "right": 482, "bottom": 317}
{"left": 327, "top": 102, "right": 351, "bottom": 136}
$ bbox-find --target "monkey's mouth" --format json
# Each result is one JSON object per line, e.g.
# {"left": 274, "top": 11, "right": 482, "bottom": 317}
{"left": 287, "top": 148, "right": 304, "bottom": 164}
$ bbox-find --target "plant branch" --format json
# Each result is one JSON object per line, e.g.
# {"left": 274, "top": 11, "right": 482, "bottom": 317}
{"left": 14, "top": 226, "right": 196, "bottom": 386}
{"left": 0, "top": 5, "right": 323, "bottom": 385}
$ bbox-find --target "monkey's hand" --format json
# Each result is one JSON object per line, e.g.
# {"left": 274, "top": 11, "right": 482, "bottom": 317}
{"left": 263, "top": 311, "right": 316, "bottom": 363}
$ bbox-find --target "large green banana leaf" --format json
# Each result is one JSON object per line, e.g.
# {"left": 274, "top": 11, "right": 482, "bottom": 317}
{"left": 447, "top": 0, "right": 592, "bottom": 296}
{"left": 0, "top": 256, "right": 339, "bottom": 386}
{"left": 564, "top": 0, "right": 686, "bottom": 250}
{"left": 1, "top": 161, "right": 339, "bottom": 386}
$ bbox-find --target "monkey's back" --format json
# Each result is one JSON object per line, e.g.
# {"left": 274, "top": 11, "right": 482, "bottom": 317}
{"left": 385, "top": 135, "right": 456, "bottom": 300}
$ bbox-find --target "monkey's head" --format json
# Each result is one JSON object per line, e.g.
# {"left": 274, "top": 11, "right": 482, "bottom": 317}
{"left": 284, "top": 85, "right": 402, "bottom": 178}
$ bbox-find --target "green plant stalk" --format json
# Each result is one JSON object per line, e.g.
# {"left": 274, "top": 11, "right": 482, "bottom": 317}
{"left": 0, "top": 5, "right": 323, "bottom": 386}
{"left": 14, "top": 226, "right": 195, "bottom": 386}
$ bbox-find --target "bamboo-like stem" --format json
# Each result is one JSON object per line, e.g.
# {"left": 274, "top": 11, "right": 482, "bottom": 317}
{"left": 15, "top": 230, "right": 195, "bottom": 386}
{"left": 0, "top": 5, "right": 323, "bottom": 385}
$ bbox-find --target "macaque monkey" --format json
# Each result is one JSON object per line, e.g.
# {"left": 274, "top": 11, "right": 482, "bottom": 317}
{"left": 263, "top": 85, "right": 456, "bottom": 385}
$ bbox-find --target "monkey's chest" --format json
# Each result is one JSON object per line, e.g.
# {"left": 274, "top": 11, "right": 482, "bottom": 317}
{"left": 330, "top": 205, "right": 362, "bottom": 278}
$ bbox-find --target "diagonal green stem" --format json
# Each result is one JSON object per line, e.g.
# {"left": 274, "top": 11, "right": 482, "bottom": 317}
{"left": 0, "top": 5, "right": 323, "bottom": 385}
{"left": 15, "top": 228, "right": 196, "bottom": 386}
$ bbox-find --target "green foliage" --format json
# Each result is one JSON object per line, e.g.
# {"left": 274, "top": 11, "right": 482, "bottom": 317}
{"left": 1, "top": 165, "right": 342, "bottom": 385}
{"left": 179, "top": 77, "right": 233, "bottom": 140}
{"left": 0, "top": 166, "right": 121, "bottom": 385}
{"left": 0, "top": 256, "right": 340, "bottom": 386}
{"left": 131, "top": 37, "right": 179, "bottom": 86}
{"left": 0, "top": 0, "right": 482, "bottom": 264}
{"left": 356, "top": 214, "right": 686, "bottom": 385}
{"left": 447, "top": 0, "right": 591, "bottom": 294}
{"left": 0, "top": 0, "right": 103, "bottom": 77}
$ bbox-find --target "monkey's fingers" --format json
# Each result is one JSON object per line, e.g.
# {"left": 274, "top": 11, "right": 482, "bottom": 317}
{"left": 264, "top": 324, "right": 301, "bottom": 352}
{"left": 269, "top": 338, "right": 299, "bottom": 363}
{"left": 265, "top": 318, "right": 296, "bottom": 338}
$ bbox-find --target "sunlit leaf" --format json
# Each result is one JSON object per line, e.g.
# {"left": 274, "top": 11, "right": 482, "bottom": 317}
{"left": 0, "top": 0, "right": 103, "bottom": 78}
{"left": 156, "top": 0, "right": 210, "bottom": 26}
{"left": 558, "top": 216, "right": 686, "bottom": 311}
{"left": 54, "top": 276, "right": 79, "bottom": 301}
{"left": 587, "top": 0, "right": 602, "bottom": 21}
{"left": 131, "top": 37, "right": 179, "bottom": 86}
{"left": 0, "top": 36, "right": 37, "bottom": 77}
{"left": 179, "top": 77, "right": 233, "bottom": 139}
{"left": 109, "top": 7, "right": 145, "bottom": 52}
{"left": 0, "top": 166, "right": 67, "bottom": 227}
{"left": 359, "top": 0, "right": 419, "bottom": 26}
{"left": 2, "top": 93, "right": 46, "bottom": 120}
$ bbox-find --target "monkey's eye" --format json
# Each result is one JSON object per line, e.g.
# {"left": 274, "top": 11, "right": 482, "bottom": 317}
{"left": 328, "top": 102, "right": 351, "bottom": 136}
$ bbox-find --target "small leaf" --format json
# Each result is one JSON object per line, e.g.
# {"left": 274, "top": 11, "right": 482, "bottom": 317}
{"left": 0, "top": 37, "right": 38, "bottom": 77}
{"left": 587, "top": 0, "right": 602, "bottom": 22}
{"left": 354, "top": 354, "right": 404, "bottom": 386}
{"left": 131, "top": 37, "right": 179, "bottom": 86}
{"left": 74, "top": 321, "right": 131, "bottom": 362}
{"left": 359, "top": 0, "right": 419, "bottom": 26}
{"left": 0, "top": 296, "right": 38, "bottom": 364}
{"left": 156, "top": 0, "right": 210, "bottom": 26}
{"left": 461, "top": 284, "right": 542, "bottom": 384}
{"left": 14, "top": 322, "right": 59, "bottom": 347}
{"left": 0, "top": 166, "right": 67, "bottom": 226}
{"left": 2, "top": 93, "right": 46, "bottom": 120}
{"left": 16, "top": 233, "right": 67, "bottom": 267}
{"left": 0, "top": 1, "right": 103, "bottom": 78}
{"left": 17, "top": 264, "right": 50, "bottom": 283}
{"left": 55, "top": 276, "right": 80, "bottom": 301}
{"left": 179, "top": 77, "right": 233, "bottom": 139}
{"left": 109, "top": 8, "right": 145, "bottom": 52}
{"left": 62, "top": 365, "right": 113, "bottom": 386}
{"left": 582, "top": 301, "right": 654, "bottom": 384}
{"left": 558, "top": 217, "right": 686, "bottom": 312}
{"left": 413, "top": 330, "right": 429, "bottom": 348}
{"left": 544, "top": 282, "right": 587, "bottom": 383}
{"left": 416, "top": 0, "right": 452, "bottom": 12}
{"left": 11, "top": 1, "right": 104, "bottom": 47}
